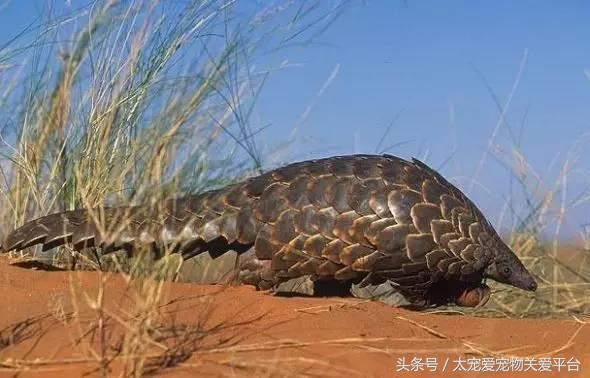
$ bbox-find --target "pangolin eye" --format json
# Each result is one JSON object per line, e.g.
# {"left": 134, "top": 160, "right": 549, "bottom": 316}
{"left": 502, "top": 266, "right": 512, "bottom": 276}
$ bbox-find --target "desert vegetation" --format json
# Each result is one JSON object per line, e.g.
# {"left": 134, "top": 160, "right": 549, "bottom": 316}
{"left": 0, "top": 1, "right": 588, "bottom": 376}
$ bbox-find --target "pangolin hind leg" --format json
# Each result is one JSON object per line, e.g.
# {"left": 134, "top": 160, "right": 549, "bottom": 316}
{"left": 235, "top": 248, "right": 355, "bottom": 296}
{"left": 236, "top": 247, "right": 277, "bottom": 290}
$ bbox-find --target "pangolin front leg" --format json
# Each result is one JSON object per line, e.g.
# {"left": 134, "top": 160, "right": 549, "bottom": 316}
{"left": 455, "top": 283, "right": 491, "bottom": 308}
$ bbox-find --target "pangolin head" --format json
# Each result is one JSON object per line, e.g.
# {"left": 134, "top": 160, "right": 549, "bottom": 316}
{"left": 484, "top": 238, "right": 537, "bottom": 292}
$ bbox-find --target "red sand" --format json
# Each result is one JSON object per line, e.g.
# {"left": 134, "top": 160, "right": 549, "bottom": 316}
{"left": 0, "top": 258, "right": 587, "bottom": 377}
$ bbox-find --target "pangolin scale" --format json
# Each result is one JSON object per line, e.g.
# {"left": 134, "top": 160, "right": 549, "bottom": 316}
{"left": 1, "top": 154, "right": 537, "bottom": 307}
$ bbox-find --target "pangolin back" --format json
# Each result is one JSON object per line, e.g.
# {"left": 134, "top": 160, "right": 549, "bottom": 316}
{"left": 1, "top": 154, "right": 537, "bottom": 306}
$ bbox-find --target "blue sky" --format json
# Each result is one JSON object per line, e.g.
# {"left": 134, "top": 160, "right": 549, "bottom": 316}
{"left": 256, "top": 1, "right": 590, "bottom": 238}
{"left": 257, "top": 1, "right": 590, "bottom": 160}
{"left": 1, "top": 1, "right": 590, "bottom": 238}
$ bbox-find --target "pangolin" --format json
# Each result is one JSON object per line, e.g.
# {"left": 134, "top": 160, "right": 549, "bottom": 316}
{"left": 1, "top": 154, "right": 537, "bottom": 307}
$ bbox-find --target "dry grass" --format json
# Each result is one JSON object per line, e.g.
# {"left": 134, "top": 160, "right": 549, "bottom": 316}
{"left": 0, "top": 280, "right": 267, "bottom": 376}
{"left": 0, "top": 0, "right": 588, "bottom": 375}
{"left": 0, "top": 0, "right": 347, "bottom": 375}
{"left": 462, "top": 111, "right": 590, "bottom": 318}
{"left": 420, "top": 59, "right": 590, "bottom": 318}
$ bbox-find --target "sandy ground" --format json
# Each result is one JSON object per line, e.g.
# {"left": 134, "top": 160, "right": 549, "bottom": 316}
{"left": 0, "top": 258, "right": 588, "bottom": 378}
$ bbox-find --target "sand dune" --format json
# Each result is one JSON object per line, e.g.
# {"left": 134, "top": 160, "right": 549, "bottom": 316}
{"left": 0, "top": 258, "right": 587, "bottom": 377}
